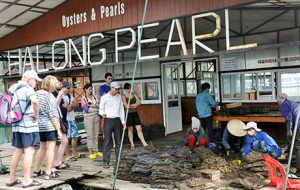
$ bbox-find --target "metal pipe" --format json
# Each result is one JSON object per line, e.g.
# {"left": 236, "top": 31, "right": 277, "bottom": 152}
{"left": 112, "top": 0, "right": 149, "bottom": 189}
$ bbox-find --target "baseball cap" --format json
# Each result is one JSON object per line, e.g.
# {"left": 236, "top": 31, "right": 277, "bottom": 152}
{"left": 23, "top": 70, "right": 42, "bottom": 81}
{"left": 110, "top": 81, "right": 121, "bottom": 89}
{"left": 62, "top": 81, "right": 72, "bottom": 88}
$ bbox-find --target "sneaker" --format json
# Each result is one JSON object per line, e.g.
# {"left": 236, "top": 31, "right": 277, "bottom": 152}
{"left": 88, "top": 154, "right": 97, "bottom": 160}
{"left": 208, "top": 143, "right": 217, "bottom": 149}
{"left": 103, "top": 162, "right": 110, "bottom": 168}
{"left": 95, "top": 152, "right": 103, "bottom": 157}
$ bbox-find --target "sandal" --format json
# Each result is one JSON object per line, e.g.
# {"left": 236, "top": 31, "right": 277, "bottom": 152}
{"left": 66, "top": 156, "right": 78, "bottom": 162}
{"left": 74, "top": 153, "right": 87, "bottom": 158}
{"left": 95, "top": 152, "right": 103, "bottom": 157}
{"left": 51, "top": 168, "right": 61, "bottom": 176}
{"left": 131, "top": 146, "right": 135, "bottom": 150}
{"left": 22, "top": 180, "right": 42, "bottom": 188}
{"left": 6, "top": 179, "right": 21, "bottom": 187}
{"left": 143, "top": 145, "right": 151, "bottom": 150}
{"left": 88, "top": 154, "right": 97, "bottom": 160}
{"left": 44, "top": 172, "right": 60, "bottom": 180}
{"left": 55, "top": 162, "right": 70, "bottom": 170}
{"left": 33, "top": 170, "right": 46, "bottom": 177}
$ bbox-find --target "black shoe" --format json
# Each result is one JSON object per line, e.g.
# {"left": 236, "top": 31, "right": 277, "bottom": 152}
{"left": 103, "top": 162, "right": 110, "bottom": 168}
{"left": 295, "top": 169, "right": 300, "bottom": 177}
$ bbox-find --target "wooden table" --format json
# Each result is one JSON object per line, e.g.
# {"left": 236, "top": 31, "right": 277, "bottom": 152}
{"left": 213, "top": 111, "right": 285, "bottom": 123}
{"left": 213, "top": 112, "right": 286, "bottom": 139}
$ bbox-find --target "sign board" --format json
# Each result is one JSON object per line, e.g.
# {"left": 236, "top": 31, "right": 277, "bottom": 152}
{"left": 220, "top": 53, "right": 246, "bottom": 71}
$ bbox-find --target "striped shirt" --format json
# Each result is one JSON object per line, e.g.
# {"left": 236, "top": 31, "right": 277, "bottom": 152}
{"left": 10, "top": 81, "right": 39, "bottom": 133}
{"left": 37, "top": 91, "right": 59, "bottom": 132}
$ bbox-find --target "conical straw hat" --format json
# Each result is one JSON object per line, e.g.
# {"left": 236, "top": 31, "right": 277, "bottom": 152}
{"left": 227, "top": 119, "right": 247, "bottom": 137}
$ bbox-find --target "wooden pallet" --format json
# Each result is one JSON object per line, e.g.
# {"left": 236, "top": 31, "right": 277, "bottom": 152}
{"left": 196, "top": 169, "right": 220, "bottom": 182}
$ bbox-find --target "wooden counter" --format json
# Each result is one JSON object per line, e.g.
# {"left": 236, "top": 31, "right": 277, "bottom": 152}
{"left": 213, "top": 111, "right": 285, "bottom": 123}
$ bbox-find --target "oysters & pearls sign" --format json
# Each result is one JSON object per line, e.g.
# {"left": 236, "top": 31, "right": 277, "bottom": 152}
{"left": 61, "top": 1, "right": 125, "bottom": 28}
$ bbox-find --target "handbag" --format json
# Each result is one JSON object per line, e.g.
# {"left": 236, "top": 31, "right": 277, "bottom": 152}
{"left": 59, "top": 119, "right": 68, "bottom": 134}
{"left": 57, "top": 107, "right": 68, "bottom": 134}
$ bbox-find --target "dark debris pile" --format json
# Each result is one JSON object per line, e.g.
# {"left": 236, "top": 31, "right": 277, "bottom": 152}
{"left": 118, "top": 146, "right": 271, "bottom": 189}
{"left": 240, "top": 151, "right": 269, "bottom": 178}
{"left": 118, "top": 145, "right": 203, "bottom": 188}
{"left": 228, "top": 151, "right": 269, "bottom": 190}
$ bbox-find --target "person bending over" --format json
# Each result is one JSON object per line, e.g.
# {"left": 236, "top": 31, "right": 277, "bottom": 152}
{"left": 242, "top": 122, "right": 282, "bottom": 159}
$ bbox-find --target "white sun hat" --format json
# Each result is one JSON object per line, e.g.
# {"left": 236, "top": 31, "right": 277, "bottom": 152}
{"left": 243, "top": 121, "right": 261, "bottom": 132}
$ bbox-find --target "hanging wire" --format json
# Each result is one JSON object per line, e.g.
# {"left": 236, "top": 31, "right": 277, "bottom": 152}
{"left": 283, "top": 104, "right": 300, "bottom": 189}
{"left": 112, "top": 0, "right": 149, "bottom": 189}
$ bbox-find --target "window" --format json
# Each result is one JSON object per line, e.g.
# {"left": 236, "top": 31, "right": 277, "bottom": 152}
{"left": 142, "top": 81, "right": 160, "bottom": 101}
{"left": 222, "top": 74, "right": 242, "bottom": 99}
{"left": 221, "top": 71, "right": 275, "bottom": 101}
{"left": 280, "top": 72, "right": 300, "bottom": 100}
{"left": 93, "top": 78, "right": 161, "bottom": 104}
{"left": 186, "top": 80, "right": 197, "bottom": 96}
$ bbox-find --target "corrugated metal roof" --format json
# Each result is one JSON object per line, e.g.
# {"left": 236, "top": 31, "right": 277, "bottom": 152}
{"left": 0, "top": 0, "right": 66, "bottom": 38}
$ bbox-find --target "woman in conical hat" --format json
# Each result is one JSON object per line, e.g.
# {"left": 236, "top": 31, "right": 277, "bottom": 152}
{"left": 222, "top": 119, "right": 247, "bottom": 155}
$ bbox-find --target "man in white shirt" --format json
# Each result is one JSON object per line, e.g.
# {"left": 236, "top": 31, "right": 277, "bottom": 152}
{"left": 99, "top": 82, "right": 126, "bottom": 168}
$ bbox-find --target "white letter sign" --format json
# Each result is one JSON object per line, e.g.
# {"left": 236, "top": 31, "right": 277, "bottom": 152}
{"left": 115, "top": 28, "right": 136, "bottom": 62}
{"left": 52, "top": 40, "right": 68, "bottom": 70}
{"left": 22, "top": 47, "right": 35, "bottom": 73}
{"left": 69, "top": 36, "right": 87, "bottom": 67}
{"left": 88, "top": 33, "right": 106, "bottom": 65}
{"left": 192, "top": 12, "right": 221, "bottom": 53}
{"left": 138, "top": 22, "right": 160, "bottom": 60}
{"left": 225, "top": 9, "right": 257, "bottom": 50}
{"left": 165, "top": 19, "right": 187, "bottom": 57}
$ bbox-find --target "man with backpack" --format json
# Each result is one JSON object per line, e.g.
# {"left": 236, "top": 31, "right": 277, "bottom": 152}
{"left": 6, "top": 70, "right": 42, "bottom": 188}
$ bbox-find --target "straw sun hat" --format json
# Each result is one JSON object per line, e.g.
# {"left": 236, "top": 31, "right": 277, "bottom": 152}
{"left": 227, "top": 119, "right": 247, "bottom": 137}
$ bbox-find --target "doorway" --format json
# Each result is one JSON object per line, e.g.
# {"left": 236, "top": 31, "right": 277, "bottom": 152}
{"left": 162, "top": 63, "right": 182, "bottom": 135}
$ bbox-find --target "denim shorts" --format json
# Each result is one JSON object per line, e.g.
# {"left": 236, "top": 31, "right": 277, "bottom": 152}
{"left": 39, "top": 131, "right": 58, "bottom": 142}
{"left": 12, "top": 132, "right": 40, "bottom": 148}
{"left": 67, "top": 120, "right": 79, "bottom": 138}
